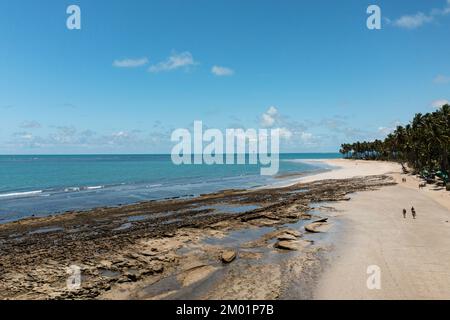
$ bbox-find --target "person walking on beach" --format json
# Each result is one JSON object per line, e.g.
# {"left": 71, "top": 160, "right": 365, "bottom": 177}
{"left": 403, "top": 208, "right": 407, "bottom": 219}
{"left": 411, "top": 206, "right": 416, "bottom": 219}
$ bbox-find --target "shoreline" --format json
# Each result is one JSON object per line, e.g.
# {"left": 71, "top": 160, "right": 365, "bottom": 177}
{"left": 1, "top": 159, "right": 448, "bottom": 299}
{"left": 0, "top": 159, "right": 396, "bottom": 299}
{"left": 0, "top": 159, "right": 335, "bottom": 224}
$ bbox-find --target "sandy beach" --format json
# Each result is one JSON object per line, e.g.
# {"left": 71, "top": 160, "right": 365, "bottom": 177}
{"left": 1, "top": 158, "right": 449, "bottom": 300}
{"left": 311, "top": 159, "right": 450, "bottom": 300}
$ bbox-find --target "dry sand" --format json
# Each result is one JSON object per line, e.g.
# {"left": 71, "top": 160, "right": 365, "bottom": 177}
{"left": 307, "top": 159, "right": 450, "bottom": 300}
{"left": 297, "top": 159, "right": 401, "bottom": 183}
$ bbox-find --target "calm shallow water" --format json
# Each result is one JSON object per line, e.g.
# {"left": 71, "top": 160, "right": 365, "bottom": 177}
{"left": 0, "top": 153, "right": 340, "bottom": 222}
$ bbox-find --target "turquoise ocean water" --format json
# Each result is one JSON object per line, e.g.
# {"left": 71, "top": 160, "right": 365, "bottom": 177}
{"left": 0, "top": 153, "right": 340, "bottom": 222}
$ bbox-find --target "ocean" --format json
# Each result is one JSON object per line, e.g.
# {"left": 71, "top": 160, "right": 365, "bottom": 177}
{"left": 0, "top": 153, "right": 341, "bottom": 222}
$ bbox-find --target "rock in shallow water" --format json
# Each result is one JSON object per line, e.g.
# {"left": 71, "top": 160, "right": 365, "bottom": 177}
{"left": 283, "top": 229, "right": 301, "bottom": 237}
{"left": 277, "top": 233, "right": 298, "bottom": 241}
{"left": 274, "top": 240, "right": 311, "bottom": 251}
{"left": 305, "top": 218, "right": 329, "bottom": 233}
{"left": 221, "top": 250, "right": 237, "bottom": 263}
{"left": 305, "top": 222, "right": 330, "bottom": 233}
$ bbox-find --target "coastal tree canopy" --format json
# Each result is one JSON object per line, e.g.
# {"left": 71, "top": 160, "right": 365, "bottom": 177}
{"left": 340, "top": 104, "right": 450, "bottom": 184}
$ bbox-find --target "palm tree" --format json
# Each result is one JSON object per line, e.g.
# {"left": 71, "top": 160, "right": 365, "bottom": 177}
{"left": 340, "top": 105, "right": 450, "bottom": 187}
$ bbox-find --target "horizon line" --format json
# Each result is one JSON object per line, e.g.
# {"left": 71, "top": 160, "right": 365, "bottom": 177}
{"left": 0, "top": 151, "right": 341, "bottom": 156}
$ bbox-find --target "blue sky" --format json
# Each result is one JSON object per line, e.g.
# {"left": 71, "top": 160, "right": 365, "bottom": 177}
{"left": 1, "top": 0, "right": 449, "bottom": 154}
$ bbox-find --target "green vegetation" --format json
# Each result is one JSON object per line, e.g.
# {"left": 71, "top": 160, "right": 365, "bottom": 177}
{"left": 340, "top": 104, "right": 450, "bottom": 184}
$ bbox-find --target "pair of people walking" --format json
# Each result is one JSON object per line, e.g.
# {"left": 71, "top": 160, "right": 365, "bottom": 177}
{"left": 403, "top": 207, "right": 416, "bottom": 219}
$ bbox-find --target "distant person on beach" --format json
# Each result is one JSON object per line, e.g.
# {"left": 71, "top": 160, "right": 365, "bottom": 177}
{"left": 403, "top": 208, "right": 407, "bottom": 218}
{"left": 411, "top": 207, "right": 416, "bottom": 219}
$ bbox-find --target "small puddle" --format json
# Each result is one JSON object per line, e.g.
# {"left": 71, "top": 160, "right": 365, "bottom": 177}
{"left": 161, "top": 218, "right": 183, "bottom": 225}
{"left": 124, "top": 211, "right": 175, "bottom": 222}
{"left": 196, "top": 204, "right": 261, "bottom": 215}
{"left": 8, "top": 233, "right": 21, "bottom": 238}
{"left": 139, "top": 267, "right": 224, "bottom": 300}
{"left": 99, "top": 269, "right": 121, "bottom": 278}
{"left": 113, "top": 222, "right": 132, "bottom": 231}
{"left": 127, "top": 214, "right": 151, "bottom": 222}
{"left": 287, "top": 189, "right": 309, "bottom": 194}
{"left": 203, "top": 226, "right": 275, "bottom": 247}
{"left": 29, "top": 227, "right": 64, "bottom": 235}
{"left": 140, "top": 274, "right": 181, "bottom": 298}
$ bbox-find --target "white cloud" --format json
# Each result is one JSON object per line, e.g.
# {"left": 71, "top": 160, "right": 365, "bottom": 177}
{"left": 113, "top": 57, "right": 149, "bottom": 68}
{"left": 50, "top": 126, "right": 77, "bottom": 143}
{"left": 378, "top": 126, "right": 393, "bottom": 136}
{"left": 377, "top": 121, "right": 402, "bottom": 136}
{"left": 431, "top": 99, "right": 450, "bottom": 108}
{"left": 13, "top": 132, "right": 34, "bottom": 140}
{"left": 8, "top": 126, "right": 171, "bottom": 150}
{"left": 148, "top": 51, "right": 197, "bottom": 73}
{"left": 256, "top": 107, "right": 316, "bottom": 145}
{"left": 211, "top": 65, "right": 234, "bottom": 76}
{"left": 279, "top": 128, "right": 293, "bottom": 140}
{"left": 112, "top": 131, "right": 129, "bottom": 138}
{"left": 266, "top": 106, "right": 278, "bottom": 116}
{"left": 261, "top": 114, "right": 275, "bottom": 127}
{"left": 434, "top": 74, "right": 450, "bottom": 84}
{"left": 260, "top": 106, "right": 279, "bottom": 128}
{"left": 392, "top": 1, "right": 450, "bottom": 29}
{"left": 300, "top": 132, "right": 313, "bottom": 142}
{"left": 393, "top": 12, "right": 434, "bottom": 29}
{"left": 20, "top": 120, "right": 41, "bottom": 129}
